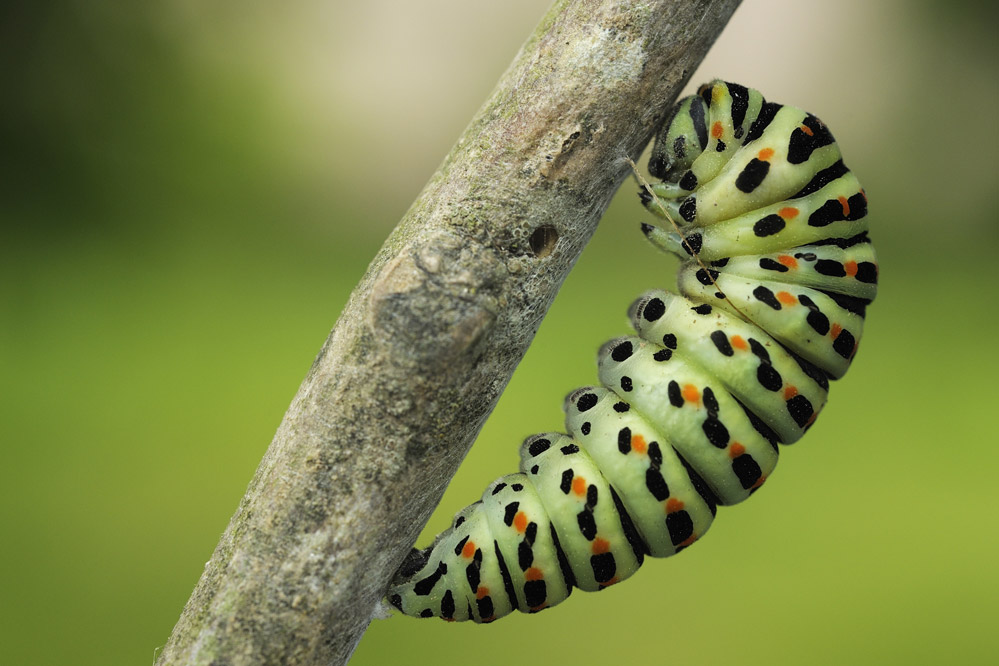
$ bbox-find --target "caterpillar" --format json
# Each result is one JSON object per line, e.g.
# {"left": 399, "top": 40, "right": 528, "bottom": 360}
{"left": 386, "top": 80, "right": 876, "bottom": 622}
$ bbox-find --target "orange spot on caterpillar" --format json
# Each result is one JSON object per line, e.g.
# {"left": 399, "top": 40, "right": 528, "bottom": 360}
{"left": 860, "top": 188, "right": 868, "bottom": 202}
{"left": 778, "top": 207, "right": 799, "bottom": 220}
{"left": 525, "top": 567, "right": 544, "bottom": 581}
{"left": 678, "top": 534, "right": 697, "bottom": 548}
{"left": 729, "top": 442, "right": 746, "bottom": 458}
{"left": 799, "top": 123, "right": 814, "bottom": 136}
{"left": 682, "top": 384, "right": 700, "bottom": 403}
{"left": 838, "top": 195, "right": 850, "bottom": 217}
{"left": 665, "top": 498, "right": 685, "bottom": 514}
{"left": 513, "top": 511, "right": 528, "bottom": 533}
{"left": 845, "top": 260, "right": 858, "bottom": 277}
{"left": 462, "top": 541, "right": 476, "bottom": 558}
{"left": 751, "top": 475, "right": 767, "bottom": 490}
{"left": 631, "top": 434, "right": 647, "bottom": 454}
{"left": 731, "top": 335, "right": 748, "bottom": 351}
{"left": 831, "top": 323, "right": 843, "bottom": 339}
{"left": 529, "top": 602, "right": 549, "bottom": 612}
{"left": 476, "top": 586, "right": 489, "bottom": 599}
{"left": 592, "top": 538, "right": 611, "bottom": 554}
{"left": 777, "top": 291, "right": 797, "bottom": 305}
{"left": 572, "top": 476, "right": 587, "bottom": 497}
{"left": 711, "top": 121, "right": 724, "bottom": 139}
{"left": 784, "top": 385, "right": 798, "bottom": 400}
{"left": 777, "top": 254, "right": 798, "bottom": 269}
{"left": 758, "top": 147, "right": 774, "bottom": 161}
{"left": 599, "top": 576, "right": 620, "bottom": 588}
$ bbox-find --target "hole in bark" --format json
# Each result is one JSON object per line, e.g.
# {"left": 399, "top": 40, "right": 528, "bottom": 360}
{"left": 529, "top": 225, "right": 558, "bottom": 258}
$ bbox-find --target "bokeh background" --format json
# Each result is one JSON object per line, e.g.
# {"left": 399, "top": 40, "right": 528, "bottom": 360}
{"left": 3, "top": 1, "right": 997, "bottom": 664}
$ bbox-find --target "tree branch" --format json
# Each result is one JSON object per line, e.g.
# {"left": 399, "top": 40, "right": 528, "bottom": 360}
{"left": 154, "top": 1, "right": 742, "bottom": 664}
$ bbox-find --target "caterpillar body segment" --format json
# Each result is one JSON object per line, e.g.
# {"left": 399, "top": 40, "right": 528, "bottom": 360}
{"left": 628, "top": 290, "right": 828, "bottom": 445}
{"left": 563, "top": 386, "right": 716, "bottom": 559}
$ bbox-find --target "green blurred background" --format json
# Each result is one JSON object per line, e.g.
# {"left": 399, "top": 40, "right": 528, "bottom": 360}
{"left": 2, "top": 1, "right": 997, "bottom": 664}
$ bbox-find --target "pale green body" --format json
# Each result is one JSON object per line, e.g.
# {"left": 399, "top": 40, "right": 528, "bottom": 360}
{"left": 387, "top": 81, "right": 877, "bottom": 623}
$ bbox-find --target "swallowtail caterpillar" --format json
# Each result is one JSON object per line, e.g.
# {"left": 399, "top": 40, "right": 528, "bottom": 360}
{"left": 386, "top": 80, "right": 876, "bottom": 622}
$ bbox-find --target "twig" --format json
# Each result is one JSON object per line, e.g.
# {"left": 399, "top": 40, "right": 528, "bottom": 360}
{"left": 154, "top": 1, "right": 742, "bottom": 664}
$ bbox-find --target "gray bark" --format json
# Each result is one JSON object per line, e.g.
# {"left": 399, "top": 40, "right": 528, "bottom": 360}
{"left": 154, "top": 1, "right": 742, "bottom": 664}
